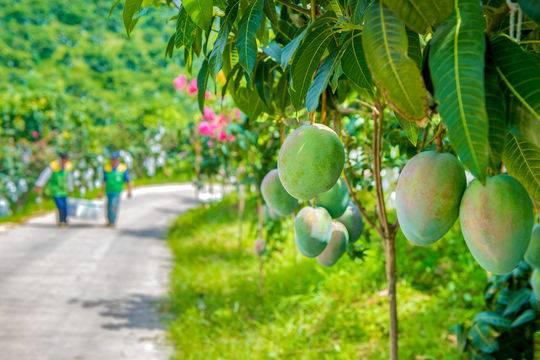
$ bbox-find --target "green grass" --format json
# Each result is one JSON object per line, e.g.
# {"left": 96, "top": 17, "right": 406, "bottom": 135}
{"left": 166, "top": 196, "right": 488, "bottom": 359}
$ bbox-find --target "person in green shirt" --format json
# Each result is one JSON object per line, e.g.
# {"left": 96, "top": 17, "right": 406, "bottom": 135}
{"left": 102, "top": 152, "right": 132, "bottom": 227}
{"left": 34, "top": 153, "right": 73, "bottom": 226}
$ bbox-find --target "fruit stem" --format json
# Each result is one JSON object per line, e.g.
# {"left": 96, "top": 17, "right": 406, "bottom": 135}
{"left": 373, "top": 102, "right": 399, "bottom": 360}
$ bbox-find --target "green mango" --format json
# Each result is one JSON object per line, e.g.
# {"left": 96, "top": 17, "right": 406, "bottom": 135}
{"left": 261, "top": 169, "right": 298, "bottom": 216}
{"left": 460, "top": 174, "right": 534, "bottom": 274}
{"left": 524, "top": 224, "right": 540, "bottom": 269}
{"left": 278, "top": 124, "right": 345, "bottom": 200}
{"left": 315, "top": 178, "right": 350, "bottom": 218}
{"left": 317, "top": 221, "right": 349, "bottom": 267}
{"left": 337, "top": 202, "right": 364, "bottom": 243}
{"left": 294, "top": 206, "right": 333, "bottom": 258}
{"left": 396, "top": 151, "right": 466, "bottom": 246}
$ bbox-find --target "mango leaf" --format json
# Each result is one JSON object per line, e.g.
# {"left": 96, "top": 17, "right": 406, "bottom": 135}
{"left": 485, "top": 60, "right": 508, "bottom": 169}
{"left": 306, "top": 54, "right": 339, "bottom": 112}
{"left": 324, "top": 0, "right": 344, "bottom": 18}
{"left": 236, "top": 0, "right": 265, "bottom": 74}
{"left": 469, "top": 323, "right": 499, "bottom": 354}
{"left": 280, "top": 29, "right": 307, "bottom": 68}
{"left": 341, "top": 31, "right": 372, "bottom": 90}
{"left": 175, "top": 7, "right": 197, "bottom": 49}
{"left": 362, "top": 1, "right": 429, "bottom": 123}
{"left": 254, "top": 59, "right": 273, "bottom": 106}
{"left": 473, "top": 311, "right": 511, "bottom": 330}
{"left": 263, "top": 42, "right": 282, "bottom": 63}
{"left": 165, "top": 33, "right": 175, "bottom": 58}
{"left": 510, "top": 99, "right": 540, "bottom": 148}
{"left": 290, "top": 15, "right": 337, "bottom": 109}
{"left": 398, "top": 117, "right": 418, "bottom": 146}
{"left": 430, "top": 0, "right": 489, "bottom": 181}
{"left": 197, "top": 59, "right": 210, "bottom": 112}
{"left": 109, "top": 0, "right": 122, "bottom": 17}
{"left": 209, "top": 0, "right": 239, "bottom": 76}
{"left": 511, "top": 309, "right": 536, "bottom": 328}
{"left": 518, "top": 0, "right": 540, "bottom": 24}
{"left": 503, "top": 130, "right": 540, "bottom": 202}
{"left": 503, "top": 288, "right": 533, "bottom": 316}
{"left": 349, "top": 0, "right": 369, "bottom": 24}
{"left": 123, "top": 0, "right": 142, "bottom": 36}
{"left": 382, "top": 0, "right": 453, "bottom": 34}
{"left": 183, "top": 0, "right": 213, "bottom": 30}
{"left": 491, "top": 35, "right": 540, "bottom": 120}
{"left": 231, "top": 86, "right": 266, "bottom": 119}
{"left": 407, "top": 29, "right": 422, "bottom": 68}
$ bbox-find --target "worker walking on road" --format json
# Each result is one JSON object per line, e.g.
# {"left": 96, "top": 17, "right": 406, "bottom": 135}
{"left": 103, "top": 152, "right": 133, "bottom": 227}
{"left": 34, "top": 153, "right": 73, "bottom": 226}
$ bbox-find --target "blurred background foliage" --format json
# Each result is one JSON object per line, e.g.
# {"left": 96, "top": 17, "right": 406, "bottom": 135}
{"left": 0, "top": 0, "right": 195, "bottom": 216}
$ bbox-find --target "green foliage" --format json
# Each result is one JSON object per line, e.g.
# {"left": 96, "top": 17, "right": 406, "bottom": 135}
{"left": 503, "top": 130, "right": 540, "bottom": 202}
{"left": 382, "top": 0, "right": 453, "bottom": 34}
{"left": 453, "top": 262, "right": 536, "bottom": 358}
{"left": 491, "top": 35, "right": 540, "bottom": 120}
{"left": 0, "top": 0, "right": 193, "bottom": 214}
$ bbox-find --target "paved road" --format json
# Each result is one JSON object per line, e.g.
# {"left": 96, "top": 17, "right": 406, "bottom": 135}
{"left": 0, "top": 184, "right": 198, "bottom": 360}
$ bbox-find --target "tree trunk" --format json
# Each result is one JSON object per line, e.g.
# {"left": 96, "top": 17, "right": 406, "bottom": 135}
{"left": 384, "top": 232, "right": 398, "bottom": 360}
{"left": 372, "top": 103, "right": 399, "bottom": 360}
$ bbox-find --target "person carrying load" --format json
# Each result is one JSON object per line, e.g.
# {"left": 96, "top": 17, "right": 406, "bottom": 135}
{"left": 34, "top": 152, "right": 73, "bottom": 226}
{"left": 102, "top": 152, "right": 132, "bottom": 227}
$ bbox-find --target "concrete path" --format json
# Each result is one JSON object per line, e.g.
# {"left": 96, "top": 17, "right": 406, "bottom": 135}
{"left": 0, "top": 184, "right": 199, "bottom": 360}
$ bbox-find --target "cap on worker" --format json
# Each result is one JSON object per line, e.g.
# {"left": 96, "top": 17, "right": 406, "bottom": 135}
{"left": 111, "top": 151, "right": 121, "bottom": 159}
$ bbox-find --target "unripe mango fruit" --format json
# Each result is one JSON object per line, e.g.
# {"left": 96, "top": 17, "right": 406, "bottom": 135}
{"left": 317, "top": 221, "right": 349, "bottom": 267}
{"left": 531, "top": 269, "right": 540, "bottom": 300}
{"left": 294, "top": 207, "right": 333, "bottom": 258}
{"left": 337, "top": 202, "right": 364, "bottom": 243}
{"left": 524, "top": 225, "right": 540, "bottom": 269}
{"left": 261, "top": 169, "right": 298, "bottom": 216}
{"left": 315, "top": 178, "right": 350, "bottom": 218}
{"left": 460, "top": 174, "right": 534, "bottom": 274}
{"left": 278, "top": 124, "right": 345, "bottom": 200}
{"left": 396, "top": 151, "right": 466, "bottom": 246}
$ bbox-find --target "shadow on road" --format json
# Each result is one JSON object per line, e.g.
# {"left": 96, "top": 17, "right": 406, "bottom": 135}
{"left": 119, "top": 227, "right": 165, "bottom": 239}
{"left": 25, "top": 223, "right": 105, "bottom": 229}
{"left": 68, "top": 294, "right": 167, "bottom": 331}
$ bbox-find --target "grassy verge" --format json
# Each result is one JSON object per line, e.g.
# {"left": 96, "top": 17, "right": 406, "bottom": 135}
{"left": 166, "top": 196, "right": 488, "bottom": 359}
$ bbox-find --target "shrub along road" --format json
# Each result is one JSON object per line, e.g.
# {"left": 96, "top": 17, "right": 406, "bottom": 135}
{"left": 0, "top": 184, "right": 198, "bottom": 360}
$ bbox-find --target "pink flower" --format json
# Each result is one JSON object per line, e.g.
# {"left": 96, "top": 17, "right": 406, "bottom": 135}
{"left": 173, "top": 75, "right": 187, "bottom": 90}
{"left": 205, "top": 91, "right": 212, "bottom": 100}
{"left": 187, "top": 79, "right": 198, "bottom": 95}
{"left": 217, "top": 114, "right": 229, "bottom": 126}
{"left": 198, "top": 121, "right": 215, "bottom": 137}
{"left": 207, "top": 140, "right": 214, "bottom": 147}
{"left": 233, "top": 108, "right": 241, "bottom": 119}
{"left": 203, "top": 107, "right": 216, "bottom": 121}
{"left": 227, "top": 134, "right": 235, "bottom": 142}
{"left": 31, "top": 130, "right": 40, "bottom": 139}
{"left": 218, "top": 131, "right": 228, "bottom": 142}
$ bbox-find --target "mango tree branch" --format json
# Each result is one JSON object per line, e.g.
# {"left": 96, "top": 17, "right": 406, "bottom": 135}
{"left": 342, "top": 170, "right": 385, "bottom": 239}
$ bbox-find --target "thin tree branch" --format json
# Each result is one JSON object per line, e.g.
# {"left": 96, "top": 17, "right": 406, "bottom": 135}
{"left": 342, "top": 170, "right": 385, "bottom": 238}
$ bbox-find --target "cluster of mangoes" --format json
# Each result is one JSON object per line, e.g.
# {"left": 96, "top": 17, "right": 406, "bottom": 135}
{"left": 260, "top": 124, "right": 363, "bottom": 266}
{"left": 396, "top": 151, "right": 537, "bottom": 275}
